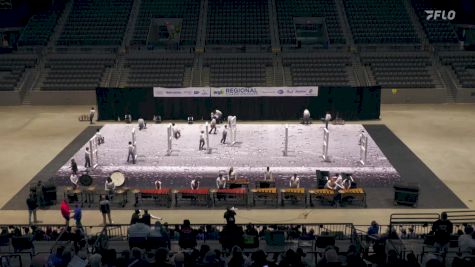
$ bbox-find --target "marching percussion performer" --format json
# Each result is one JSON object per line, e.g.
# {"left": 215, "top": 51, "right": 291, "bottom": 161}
{"left": 154, "top": 180, "right": 162, "bottom": 190}
{"left": 172, "top": 123, "right": 181, "bottom": 139}
{"left": 105, "top": 177, "right": 115, "bottom": 199}
{"left": 95, "top": 129, "right": 104, "bottom": 145}
{"left": 216, "top": 174, "right": 227, "bottom": 189}
{"left": 303, "top": 109, "right": 311, "bottom": 125}
{"left": 264, "top": 166, "right": 274, "bottom": 181}
{"left": 325, "top": 176, "right": 343, "bottom": 191}
{"left": 209, "top": 118, "right": 217, "bottom": 134}
{"left": 138, "top": 118, "right": 147, "bottom": 130}
{"left": 191, "top": 178, "right": 200, "bottom": 190}
{"left": 227, "top": 167, "right": 237, "bottom": 181}
{"left": 289, "top": 174, "right": 300, "bottom": 188}
{"left": 70, "top": 173, "right": 79, "bottom": 189}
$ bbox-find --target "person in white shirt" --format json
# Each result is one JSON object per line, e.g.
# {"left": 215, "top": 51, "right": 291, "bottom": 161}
{"left": 138, "top": 118, "right": 146, "bottom": 130}
{"left": 289, "top": 174, "right": 300, "bottom": 188}
{"left": 89, "top": 107, "right": 95, "bottom": 124}
{"left": 199, "top": 131, "right": 205, "bottom": 150}
{"left": 227, "top": 167, "right": 237, "bottom": 180}
{"left": 340, "top": 174, "right": 354, "bottom": 190}
{"left": 209, "top": 118, "right": 217, "bottom": 134}
{"left": 458, "top": 226, "right": 475, "bottom": 253}
{"left": 104, "top": 177, "right": 115, "bottom": 199}
{"left": 264, "top": 166, "right": 273, "bottom": 181}
{"left": 303, "top": 109, "right": 311, "bottom": 125}
{"left": 95, "top": 129, "right": 104, "bottom": 145}
{"left": 324, "top": 112, "right": 332, "bottom": 129}
{"left": 191, "top": 178, "right": 200, "bottom": 190}
{"left": 84, "top": 147, "right": 91, "bottom": 168}
{"left": 154, "top": 180, "right": 162, "bottom": 190}
{"left": 325, "top": 176, "right": 343, "bottom": 190}
{"left": 127, "top": 141, "right": 136, "bottom": 164}
{"left": 215, "top": 110, "right": 223, "bottom": 122}
{"left": 70, "top": 173, "right": 79, "bottom": 189}
{"left": 172, "top": 123, "right": 181, "bottom": 139}
{"left": 216, "top": 174, "right": 227, "bottom": 189}
{"left": 358, "top": 130, "right": 365, "bottom": 146}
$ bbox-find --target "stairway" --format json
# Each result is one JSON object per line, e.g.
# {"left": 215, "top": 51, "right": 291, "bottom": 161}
{"left": 403, "top": 0, "right": 429, "bottom": 48}
{"left": 122, "top": 0, "right": 142, "bottom": 49}
{"left": 268, "top": 0, "right": 281, "bottom": 51}
{"left": 195, "top": 0, "right": 209, "bottom": 50}
{"left": 191, "top": 56, "right": 203, "bottom": 87}
{"left": 108, "top": 54, "right": 125, "bottom": 87}
{"left": 351, "top": 54, "right": 369, "bottom": 86}
{"left": 272, "top": 55, "right": 284, "bottom": 86}
{"left": 47, "top": 0, "right": 74, "bottom": 49}
{"left": 334, "top": 0, "right": 354, "bottom": 45}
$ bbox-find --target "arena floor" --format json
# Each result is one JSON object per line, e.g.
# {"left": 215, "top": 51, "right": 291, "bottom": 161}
{"left": 0, "top": 104, "right": 474, "bottom": 225}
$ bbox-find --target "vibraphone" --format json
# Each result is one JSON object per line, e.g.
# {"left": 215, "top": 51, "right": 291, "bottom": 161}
{"left": 309, "top": 189, "right": 337, "bottom": 207}
{"left": 174, "top": 189, "right": 211, "bottom": 207}
{"left": 251, "top": 188, "right": 278, "bottom": 207}
{"left": 280, "top": 188, "right": 306, "bottom": 207}
{"left": 227, "top": 179, "right": 250, "bottom": 189}
{"left": 136, "top": 189, "right": 172, "bottom": 208}
{"left": 210, "top": 188, "right": 248, "bottom": 207}
{"left": 339, "top": 188, "right": 367, "bottom": 207}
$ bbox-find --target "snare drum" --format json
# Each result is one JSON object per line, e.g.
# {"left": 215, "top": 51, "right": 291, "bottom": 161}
{"left": 111, "top": 171, "right": 125, "bottom": 187}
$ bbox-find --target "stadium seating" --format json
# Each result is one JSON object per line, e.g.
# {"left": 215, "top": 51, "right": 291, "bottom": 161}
{"left": 131, "top": 0, "right": 199, "bottom": 46}
{"left": 275, "top": 0, "right": 345, "bottom": 45}
{"left": 411, "top": 0, "right": 459, "bottom": 43}
{"left": 440, "top": 52, "right": 475, "bottom": 88}
{"left": 361, "top": 53, "right": 435, "bottom": 88}
{"left": 18, "top": 11, "right": 60, "bottom": 46}
{"left": 57, "top": 0, "right": 132, "bottom": 46}
{"left": 343, "top": 0, "right": 419, "bottom": 44}
{"left": 40, "top": 55, "right": 115, "bottom": 90}
{"left": 204, "top": 56, "right": 272, "bottom": 87}
{"left": 206, "top": 0, "right": 271, "bottom": 45}
{"left": 123, "top": 55, "right": 193, "bottom": 87}
{"left": 0, "top": 55, "right": 37, "bottom": 91}
{"left": 283, "top": 54, "right": 351, "bottom": 86}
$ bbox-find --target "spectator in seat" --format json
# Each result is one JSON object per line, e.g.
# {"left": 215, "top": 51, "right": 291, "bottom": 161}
{"left": 116, "top": 250, "right": 130, "bottom": 267}
{"left": 128, "top": 247, "right": 147, "bottom": 267}
{"left": 155, "top": 247, "right": 174, "bottom": 267}
{"left": 432, "top": 212, "right": 453, "bottom": 253}
{"left": 250, "top": 250, "right": 271, "bottom": 267}
{"left": 367, "top": 220, "right": 379, "bottom": 237}
{"left": 47, "top": 246, "right": 65, "bottom": 267}
{"left": 458, "top": 225, "right": 475, "bottom": 253}
{"left": 245, "top": 223, "right": 259, "bottom": 236}
{"left": 128, "top": 222, "right": 150, "bottom": 239}
{"left": 179, "top": 219, "right": 197, "bottom": 249}
{"left": 406, "top": 252, "right": 420, "bottom": 267}
{"left": 228, "top": 245, "right": 247, "bottom": 267}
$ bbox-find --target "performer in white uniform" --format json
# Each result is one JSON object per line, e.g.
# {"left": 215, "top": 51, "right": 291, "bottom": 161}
{"left": 89, "top": 107, "right": 95, "bottom": 124}
{"left": 154, "top": 180, "right": 162, "bottom": 190}
{"left": 95, "top": 129, "right": 104, "bottom": 145}
{"left": 70, "top": 173, "right": 79, "bottom": 189}
{"left": 216, "top": 174, "right": 227, "bottom": 189}
{"left": 199, "top": 131, "right": 205, "bottom": 150}
{"left": 227, "top": 167, "right": 237, "bottom": 180}
{"left": 324, "top": 112, "right": 332, "bottom": 129}
{"left": 105, "top": 177, "right": 116, "bottom": 199}
{"left": 264, "top": 166, "right": 274, "bottom": 181}
{"left": 303, "top": 109, "right": 311, "bottom": 125}
{"left": 325, "top": 176, "right": 343, "bottom": 190}
{"left": 191, "top": 178, "right": 200, "bottom": 190}
{"left": 138, "top": 118, "right": 146, "bottom": 130}
{"left": 209, "top": 118, "right": 217, "bottom": 134}
{"left": 289, "top": 174, "right": 300, "bottom": 188}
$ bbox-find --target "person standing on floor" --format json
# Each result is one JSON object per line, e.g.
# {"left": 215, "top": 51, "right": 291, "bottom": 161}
{"left": 209, "top": 118, "right": 217, "bottom": 134}
{"left": 99, "top": 195, "right": 113, "bottom": 225}
{"left": 85, "top": 147, "right": 91, "bottom": 168}
{"left": 74, "top": 203, "right": 82, "bottom": 228}
{"left": 89, "top": 107, "right": 95, "bottom": 124}
{"left": 35, "top": 180, "right": 44, "bottom": 208}
{"left": 324, "top": 111, "right": 332, "bottom": 129}
{"left": 199, "top": 131, "right": 205, "bottom": 150}
{"left": 26, "top": 193, "right": 38, "bottom": 225}
{"left": 60, "top": 199, "right": 71, "bottom": 226}
{"left": 221, "top": 125, "right": 228, "bottom": 144}
{"left": 70, "top": 159, "right": 78, "bottom": 175}
{"left": 127, "top": 141, "right": 136, "bottom": 164}
{"left": 95, "top": 129, "right": 104, "bottom": 145}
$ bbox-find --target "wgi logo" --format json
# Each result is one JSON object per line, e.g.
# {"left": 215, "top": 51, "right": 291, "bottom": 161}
{"left": 425, "top": 10, "right": 456, "bottom": 20}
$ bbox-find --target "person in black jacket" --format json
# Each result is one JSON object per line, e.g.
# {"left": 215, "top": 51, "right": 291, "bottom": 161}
{"left": 26, "top": 193, "right": 38, "bottom": 225}
{"left": 70, "top": 159, "right": 78, "bottom": 175}
{"left": 432, "top": 212, "right": 453, "bottom": 253}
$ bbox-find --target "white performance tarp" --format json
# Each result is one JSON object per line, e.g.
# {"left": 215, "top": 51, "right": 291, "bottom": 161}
{"left": 153, "top": 87, "right": 318, "bottom": 98}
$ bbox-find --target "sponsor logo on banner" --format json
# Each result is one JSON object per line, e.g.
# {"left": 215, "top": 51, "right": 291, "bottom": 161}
{"left": 154, "top": 87, "right": 318, "bottom": 97}
{"left": 153, "top": 87, "right": 210, "bottom": 97}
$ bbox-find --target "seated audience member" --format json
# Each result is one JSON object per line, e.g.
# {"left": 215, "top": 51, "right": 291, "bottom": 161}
{"left": 318, "top": 247, "right": 341, "bottom": 267}
{"left": 220, "top": 223, "right": 244, "bottom": 251}
{"left": 367, "top": 221, "right": 379, "bottom": 237}
{"left": 116, "top": 250, "right": 130, "bottom": 267}
{"left": 228, "top": 246, "right": 247, "bottom": 267}
{"left": 179, "top": 219, "right": 197, "bottom": 249}
{"left": 250, "top": 250, "right": 270, "bottom": 267}
{"left": 406, "top": 252, "right": 420, "bottom": 267}
{"left": 150, "top": 221, "right": 170, "bottom": 249}
{"left": 458, "top": 225, "right": 475, "bottom": 253}
{"left": 128, "top": 222, "right": 151, "bottom": 238}
{"left": 127, "top": 247, "right": 147, "bottom": 267}
{"left": 155, "top": 247, "right": 174, "bottom": 267}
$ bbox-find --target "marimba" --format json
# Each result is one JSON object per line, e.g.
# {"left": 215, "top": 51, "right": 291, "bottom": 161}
{"left": 339, "top": 188, "right": 367, "bottom": 207}
{"left": 255, "top": 180, "right": 275, "bottom": 189}
{"left": 227, "top": 179, "right": 250, "bottom": 189}
{"left": 174, "top": 189, "right": 211, "bottom": 207}
{"left": 309, "top": 189, "right": 337, "bottom": 207}
{"left": 137, "top": 189, "right": 172, "bottom": 208}
{"left": 280, "top": 188, "right": 306, "bottom": 207}
{"left": 210, "top": 188, "right": 248, "bottom": 207}
{"left": 251, "top": 188, "right": 278, "bottom": 207}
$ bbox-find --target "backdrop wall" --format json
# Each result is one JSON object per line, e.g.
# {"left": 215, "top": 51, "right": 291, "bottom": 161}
{"left": 96, "top": 86, "right": 381, "bottom": 121}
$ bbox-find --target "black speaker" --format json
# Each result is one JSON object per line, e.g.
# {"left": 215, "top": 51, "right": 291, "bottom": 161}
{"left": 393, "top": 183, "right": 419, "bottom": 207}
{"left": 42, "top": 183, "right": 57, "bottom": 206}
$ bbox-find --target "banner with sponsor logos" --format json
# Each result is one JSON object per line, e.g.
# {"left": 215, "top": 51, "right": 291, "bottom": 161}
{"left": 153, "top": 87, "right": 210, "bottom": 97}
{"left": 210, "top": 87, "right": 318, "bottom": 97}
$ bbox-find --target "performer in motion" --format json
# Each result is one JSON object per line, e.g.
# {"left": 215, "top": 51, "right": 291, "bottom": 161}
{"left": 199, "top": 131, "right": 205, "bottom": 150}
{"left": 221, "top": 125, "right": 228, "bottom": 144}
{"left": 127, "top": 141, "right": 136, "bottom": 164}
{"left": 289, "top": 174, "right": 300, "bottom": 188}
{"left": 216, "top": 174, "right": 227, "bottom": 189}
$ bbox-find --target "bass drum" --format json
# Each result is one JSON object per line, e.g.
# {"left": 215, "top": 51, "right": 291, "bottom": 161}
{"left": 110, "top": 171, "right": 126, "bottom": 187}
{"left": 79, "top": 174, "right": 93, "bottom": 186}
